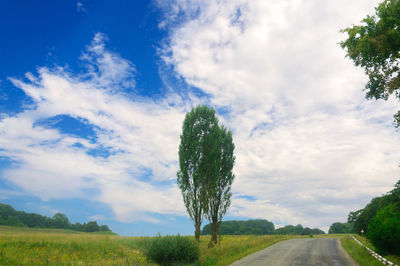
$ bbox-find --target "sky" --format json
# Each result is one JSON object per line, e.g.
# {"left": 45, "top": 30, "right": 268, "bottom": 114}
{"left": 0, "top": 0, "right": 399, "bottom": 236}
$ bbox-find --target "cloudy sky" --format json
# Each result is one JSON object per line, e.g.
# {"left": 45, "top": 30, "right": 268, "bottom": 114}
{"left": 0, "top": 0, "right": 399, "bottom": 236}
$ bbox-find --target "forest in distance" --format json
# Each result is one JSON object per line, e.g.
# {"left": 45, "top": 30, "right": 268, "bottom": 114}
{"left": 201, "top": 219, "right": 325, "bottom": 235}
{"left": 0, "top": 203, "right": 111, "bottom": 233}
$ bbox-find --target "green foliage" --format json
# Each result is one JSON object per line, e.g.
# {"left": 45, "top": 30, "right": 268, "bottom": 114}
{"left": 52, "top": 213, "right": 70, "bottom": 229}
{"left": 202, "top": 219, "right": 275, "bottom": 235}
{"left": 84, "top": 221, "right": 100, "bottom": 232}
{"left": 367, "top": 203, "right": 400, "bottom": 255}
{"left": 177, "top": 105, "right": 221, "bottom": 241}
{"left": 341, "top": 235, "right": 383, "bottom": 266}
{"left": 206, "top": 125, "right": 235, "bottom": 244}
{"left": 348, "top": 180, "right": 400, "bottom": 234}
{"left": 274, "top": 224, "right": 325, "bottom": 235}
{"left": 177, "top": 105, "right": 235, "bottom": 244}
{"left": 348, "top": 196, "right": 388, "bottom": 234}
{"left": 340, "top": 0, "right": 400, "bottom": 126}
{"left": 0, "top": 203, "right": 111, "bottom": 233}
{"left": 348, "top": 180, "right": 400, "bottom": 255}
{"left": 328, "top": 222, "right": 352, "bottom": 234}
{"left": 141, "top": 235, "right": 199, "bottom": 265}
{"left": 202, "top": 220, "right": 325, "bottom": 236}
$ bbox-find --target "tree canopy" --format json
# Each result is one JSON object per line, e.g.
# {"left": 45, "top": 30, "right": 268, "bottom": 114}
{"left": 201, "top": 219, "right": 275, "bottom": 235}
{"left": 340, "top": 0, "right": 400, "bottom": 126}
{"left": 205, "top": 125, "right": 235, "bottom": 245}
{"left": 201, "top": 220, "right": 325, "bottom": 236}
{"left": 274, "top": 224, "right": 325, "bottom": 235}
{"left": 347, "top": 180, "right": 400, "bottom": 255}
{"left": 328, "top": 222, "right": 352, "bottom": 234}
{"left": 177, "top": 105, "right": 235, "bottom": 244}
{"left": 0, "top": 203, "right": 111, "bottom": 233}
{"left": 177, "top": 105, "right": 222, "bottom": 241}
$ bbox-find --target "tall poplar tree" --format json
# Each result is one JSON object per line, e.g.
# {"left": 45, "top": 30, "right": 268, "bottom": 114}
{"left": 177, "top": 105, "right": 221, "bottom": 241}
{"left": 206, "top": 126, "right": 235, "bottom": 245}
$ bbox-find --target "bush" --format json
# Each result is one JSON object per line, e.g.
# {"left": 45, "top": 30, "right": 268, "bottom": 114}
{"left": 367, "top": 203, "right": 400, "bottom": 255}
{"left": 328, "top": 222, "right": 351, "bottom": 234}
{"left": 141, "top": 234, "right": 199, "bottom": 265}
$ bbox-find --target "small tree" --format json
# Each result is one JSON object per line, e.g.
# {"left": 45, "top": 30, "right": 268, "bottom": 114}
{"left": 328, "top": 222, "right": 351, "bottom": 234}
{"left": 206, "top": 126, "right": 235, "bottom": 245}
{"left": 84, "top": 221, "right": 100, "bottom": 232}
{"left": 177, "top": 105, "right": 221, "bottom": 241}
{"left": 52, "top": 213, "right": 70, "bottom": 229}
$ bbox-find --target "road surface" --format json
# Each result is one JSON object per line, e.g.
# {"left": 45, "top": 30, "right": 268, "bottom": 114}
{"left": 230, "top": 238, "right": 357, "bottom": 266}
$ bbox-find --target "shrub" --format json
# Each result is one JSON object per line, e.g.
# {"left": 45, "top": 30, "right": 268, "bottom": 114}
{"left": 367, "top": 203, "right": 400, "bottom": 255}
{"left": 141, "top": 234, "right": 199, "bottom": 265}
{"left": 328, "top": 222, "right": 351, "bottom": 234}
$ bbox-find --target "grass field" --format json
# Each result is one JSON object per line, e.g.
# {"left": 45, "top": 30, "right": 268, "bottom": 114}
{"left": 0, "top": 226, "right": 303, "bottom": 265}
{"left": 0, "top": 226, "right": 152, "bottom": 265}
{"left": 1, "top": 226, "right": 399, "bottom": 265}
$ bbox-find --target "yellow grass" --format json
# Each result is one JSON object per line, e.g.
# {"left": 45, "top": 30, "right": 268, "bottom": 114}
{"left": 0, "top": 225, "right": 153, "bottom": 265}
{"left": 7, "top": 226, "right": 396, "bottom": 266}
{"left": 0, "top": 226, "right": 306, "bottom": 265}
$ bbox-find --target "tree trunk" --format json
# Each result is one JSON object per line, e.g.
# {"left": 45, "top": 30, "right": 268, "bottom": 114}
{"left": 211, "top": 220, "right": 218, "bottom": 244}
{"left": 195, "top": 222, "right": 201, "bottom": 242}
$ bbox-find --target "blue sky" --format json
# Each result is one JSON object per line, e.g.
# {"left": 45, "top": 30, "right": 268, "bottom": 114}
{"left": 1, "top": 0, "right": 400, "bottom": 236}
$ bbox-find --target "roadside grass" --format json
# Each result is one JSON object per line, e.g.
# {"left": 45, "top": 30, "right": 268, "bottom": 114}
{"left": 352, "top": 234, "right": 400, "bottom": 265}
{"left": 0, "top": 225, "right": 154, "bottom": 265}
{"left": 316, "top": 233, "right": 400, "bottom": 266}
{"left": 6, "top": 225, "right": 399, "bottom": 266}
{"left": 0, "top": 226, "right": 305, "bottom": 265}
{"left": 340, "top": 235, "right": 382, "bottom": 266}
{"left": 197, "top": 234, "right": 302, "bottom": 265}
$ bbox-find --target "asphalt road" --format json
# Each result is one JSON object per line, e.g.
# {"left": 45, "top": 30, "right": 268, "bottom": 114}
{"left": 230, "top": 238, "right": 357, "bottom": 266}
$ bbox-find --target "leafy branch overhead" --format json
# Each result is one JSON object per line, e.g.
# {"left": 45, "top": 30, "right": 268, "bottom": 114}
{"left": 340, "top": 0, "right": 400, "bottom": 126}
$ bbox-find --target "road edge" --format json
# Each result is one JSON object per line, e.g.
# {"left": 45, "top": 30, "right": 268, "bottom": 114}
{"left": 336, "top": 238, "right": 359, "bottom": 266}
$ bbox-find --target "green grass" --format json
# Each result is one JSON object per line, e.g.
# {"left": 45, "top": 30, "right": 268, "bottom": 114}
{"left": 339, "top": 234, "right": 382, "bottom": 266}
{"left": 4, "top": 226, "right": 399, "bottom": 266}
{"left": 316, "top": 234, "right": 400, "bottom": 266}
{"left": 352, "top": 234, "right": 400, "bottom": 265}
{"left": 0, "top": 226, "right": 304, "bottom": 265}
{"left": 197, "top": 234, "right": 303, "bottom": 265}
{"left": 0, "top": 225, "right": 153, "bottom": 265}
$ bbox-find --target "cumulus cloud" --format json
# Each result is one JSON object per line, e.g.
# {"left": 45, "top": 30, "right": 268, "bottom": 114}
{"left": 2, "top": 0, "right": 400, "bottom": 232}
{"left": 1, "top": 33, "right": 187, "bottom": 223}
{"left": 159, "top": 0, "right": 400, "bottom": 229}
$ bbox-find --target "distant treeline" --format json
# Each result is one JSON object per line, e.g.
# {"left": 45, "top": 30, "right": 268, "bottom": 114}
{"left": 201, "top": 219, "right": 325, "bottom": 235}
{"left": 274, "top": 224, "right": 325, "bottom": 235}
{"left": 0, "top": 203, "right": 111, "bottom": 233}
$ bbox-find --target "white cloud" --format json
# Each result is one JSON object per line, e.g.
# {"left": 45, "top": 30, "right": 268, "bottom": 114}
{"left": 1, "top": 34, "right": 187, "bottom": 223}
{"left": 2, "top": 0, "right": 400, "bottom": 232}
{"left": 159, "top": 0, "right": 400, "bottom": 229}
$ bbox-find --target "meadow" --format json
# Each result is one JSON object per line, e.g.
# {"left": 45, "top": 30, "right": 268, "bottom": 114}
{"left": 1, "top": 225, "right": 399, "bottom": 265}
{"left": 0, "top": 226, "right": 151, "bottom": 265}
{"left": 0, "top": 226, "right": 302, "bottom": 265}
